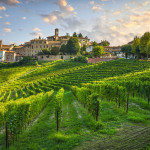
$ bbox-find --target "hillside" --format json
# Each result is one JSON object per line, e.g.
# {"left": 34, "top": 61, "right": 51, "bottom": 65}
{"left": 0, "top": 59, "right": 150, "bottom": 150}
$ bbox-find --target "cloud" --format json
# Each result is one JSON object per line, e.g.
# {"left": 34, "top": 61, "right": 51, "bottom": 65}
{"left": 90, "top": 1, "right": 94, "bottom": 5}
{"left": 5, "top": 14, "right": 9, "bottom": 17}
{"left": 113, "top": 11, "right": 121, "bottom": 15}
{"left": 62, "top": 17, "right": 84, "bottom": 32}
{"left": 0, "top": 6, "right": 6, "bottom": 12}
{"left": 3, "top": 27, "right": 11, "bottom": 32}
{"left": 33, "top": 27, "right": 41, "bottom": 31}
{"left": 4, "top": 21, "right": 11, "bottom": 25}
{"left": 22, "top": 17, "right": 26, "bottom": 20}
{"left": 142, "top": 1, "right": 149, "bottom": 6}
{"left": 92, "top": 4, "right": 103, "bottom": 12}
{"left": 0, "top": 0, "right": 20, "bottom": 6}
{"left": 110, "top": 26, "right": 117, "bottom": 31}
{"left": 57, "top": 0, "right": 74, "bottom": 13}
{"left": 0, "top": 16, "right": 2, "bottom": 19}
{"left": 42, "top": 11, "right": 61, "bottom": 25}
{"left": 41, "top": 0, "right": 76, "bottom": 25}
{"left": 30, "top": 32, "right": 43, "bottom": 38}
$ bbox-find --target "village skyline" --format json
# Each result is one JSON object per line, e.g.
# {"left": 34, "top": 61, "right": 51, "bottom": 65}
{"left": 0, "top": 0, "right": 150, "bottom": 46}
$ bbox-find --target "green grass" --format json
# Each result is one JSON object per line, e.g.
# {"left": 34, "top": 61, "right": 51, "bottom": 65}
{"left": 0, "top": 59, "right": 150, "bottom": 149}
{"left": 0, "top": 91, "right": 150, "bottom": 150}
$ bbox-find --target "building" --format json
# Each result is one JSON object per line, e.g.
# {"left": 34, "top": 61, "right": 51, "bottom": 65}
{"left": 0, "top": 40, "right": 17, "bottom": 62}
{"left": 104, "top": 46, "right": 122, "bottom": 56}
{"left": 0, "top": 40, "right": 14, "bottom": 51}
{"left": 0, "top": 50, "right": 6, "bottom": 62}
{"left": 14, "top": 28, "right": 90, "bottom": 57}
{"left": 5, "top": 51, "right": 16, "bottom": 62}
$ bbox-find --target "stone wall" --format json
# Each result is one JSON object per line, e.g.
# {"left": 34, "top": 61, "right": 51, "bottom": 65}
{"left": 37, "top": 55, "right": 75, "bottom": 61}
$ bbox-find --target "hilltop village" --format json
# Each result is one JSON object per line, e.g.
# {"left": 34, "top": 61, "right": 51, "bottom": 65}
{"left": 0, "top": 28, "right": 124, "bottom": 63}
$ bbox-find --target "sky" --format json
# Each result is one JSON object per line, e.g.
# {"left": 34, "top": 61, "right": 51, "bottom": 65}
{"left": 0, "top": 0, "right": 150, "bottom": 46}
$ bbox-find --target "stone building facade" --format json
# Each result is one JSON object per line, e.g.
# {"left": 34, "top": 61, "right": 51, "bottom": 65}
{"left": 13, "top": 28, "right": 90, "bottom": 57}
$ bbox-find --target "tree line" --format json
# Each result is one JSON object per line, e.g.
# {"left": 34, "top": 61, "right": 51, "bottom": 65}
{"left": 121, "top": 32, "right": 150, "bottom": 59}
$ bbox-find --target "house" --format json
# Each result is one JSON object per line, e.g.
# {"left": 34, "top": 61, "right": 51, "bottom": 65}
{"left": 0, "top": 50, "right": 6, "bottom": 62}
{"left": 5, "top": 51, "right": 16, "bottom": 62}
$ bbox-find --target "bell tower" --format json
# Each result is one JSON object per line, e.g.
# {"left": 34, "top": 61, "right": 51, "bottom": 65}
{"left": 55, "top": 28, "right": 59, "bottom": 41}
{"left": 0, "top": 40, "right": 2, "bottom": 49}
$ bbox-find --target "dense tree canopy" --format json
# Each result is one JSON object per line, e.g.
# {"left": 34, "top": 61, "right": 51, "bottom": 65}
{"left": 92, "top": 46, "right": 105, "bottom": 57}
{"left": 73, "top": 32, "right": 77, "bottom": 37}
{"left": 78, "top": 33, "right": 83, "bottom": 38}
{"left": 93, "top": 41, "right": 98, "bottom": 46}
{"left": 51, "top": 47, "right": 60, "bottom": 55}
{"left": 60, "top": 44, "right": 67, "bottom": 55}
{"left": 139, "top": 32, "right": 150, "bottom": 58}
{"left": 100, "top": 40, "right": 110, "bottom": 46}
{"left": 66, "top": 37, "right": 80, "bottom": 54}
{"left": 132, "top": 37, "right": 141, "bottom": 58}
{"left": 121, "top": 45, "right": 132, "bottom": 59}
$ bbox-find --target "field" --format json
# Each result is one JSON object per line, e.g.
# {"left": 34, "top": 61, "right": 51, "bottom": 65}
{"left": 0, "top": 59, "right": 150, "bottom": 150}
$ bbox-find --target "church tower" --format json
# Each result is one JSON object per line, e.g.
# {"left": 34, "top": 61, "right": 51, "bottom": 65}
{"left": 0, "top": 40, "right": 2, "bottom": 49}
{"left": 55, "top": 28, "right": 59, "bottom": 41}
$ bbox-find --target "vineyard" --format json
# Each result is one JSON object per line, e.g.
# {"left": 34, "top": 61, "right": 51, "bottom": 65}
{"left": 0, "top": 59, "right": 150, "bottom": 150}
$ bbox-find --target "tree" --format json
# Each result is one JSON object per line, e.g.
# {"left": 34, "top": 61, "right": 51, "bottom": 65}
{"left": 93, "top": 41, "right": 98, "bottom": 46}
{"left": 81, "top": 45, "right": 87, "bottom": 54}
{"left": 121, "top": 45, "right": 132, "bottom": 59}
{"left": 103, "top": 41, "right": 109, "bottom": 46}
{"left": 66, "top": 37, "right": 80, "bottom": 54}
{"left": 140, "top": 32, "right": 150, "bottom": 59}
{"left": 100, "top": 40, "right": 110, "bottom": 46}
{"left": 73, "top": 32, "right": 77, "bottom": 37}
{"left": 132, "top": 37, "right": 141, "bottom": 59}
{"left": 78, "top": 33, "right": 83, "bottom": 38}
{"left": 92, "top": 46, "right": 105, "bottom": 57}
{"left": 66, "top": 33, "right": 70, "bottom": 37}
{"left": 42, "top": 48, "right": 50, "bottom": 55}
{"left": 60, "top": 44, "right": 67, "bottom": 54}
{"left": 51, "top": 47, "right": 59, "bottom": 55}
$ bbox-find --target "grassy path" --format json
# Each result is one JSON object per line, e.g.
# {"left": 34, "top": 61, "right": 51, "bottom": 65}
{"left": 0, "top": 91, "right": 96, "bottom": 150}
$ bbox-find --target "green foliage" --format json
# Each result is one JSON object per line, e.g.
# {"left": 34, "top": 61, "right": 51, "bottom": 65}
{"left": 74, "top": 56, "right": 88, "bottom": 63}
{"left": 81, "top": 45, "right": 87, "bottom": 54}
{"left": 19, "top": 56, "right": 36, "bottom": 65}
{"left": 66, "top": 37, "right": 80, "bottom": 54}
{"left": 51, "top": 46, "right": 60, "bottom": 55}
{"left": 92, "top": 46, "right": 105, "bottom": 57}
{"left": 0, "top": 90, "right": 54, "bottom": 133}
{"left": 73, "top": 32, "right": 77, "bottom": 37}
{"left": 42, "top": 48, "right": 51, "bottom": 55}
{"left": 93, "top": 41, "right": 97, "bottom": 46}
{"left": 140, "top": 32, "right": 150, "bottom": 58}
{"left": 60, "top": 44, "right": 67, "bottom": 55}
{"left": 132, "top": 37, "right": 141, "bottom": 58}
{"left": 55, "top": 88, "right": 64, "bottom": 131}
{"left": 78, "top": 33, "right": 83, "bottom": 38}
{"left": 100, "top": 40, "right": 110, "bottom": 46}
{"left": 121, "top": 45, "right": 132, "bottom": 59}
